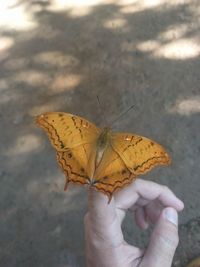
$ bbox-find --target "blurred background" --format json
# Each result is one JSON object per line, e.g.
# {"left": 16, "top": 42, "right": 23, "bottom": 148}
{"left": 0, "top": 0, "right": 200, "bottom": 266}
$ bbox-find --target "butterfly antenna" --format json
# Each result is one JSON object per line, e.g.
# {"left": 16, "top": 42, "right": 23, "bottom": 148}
{"left": 110, "top": 104, "right": 135, "bottom": 127}
{"left": 97, "top": 96, "right": 108, "bottom": 126}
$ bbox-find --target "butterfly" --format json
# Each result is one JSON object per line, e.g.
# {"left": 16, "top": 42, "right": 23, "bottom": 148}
{"left": 36, "top": 112, "right": 171, "bottom": 202}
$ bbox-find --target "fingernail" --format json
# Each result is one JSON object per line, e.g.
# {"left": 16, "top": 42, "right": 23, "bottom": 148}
{"left": 164, "top": 207, "right": 178, "bottom": 226}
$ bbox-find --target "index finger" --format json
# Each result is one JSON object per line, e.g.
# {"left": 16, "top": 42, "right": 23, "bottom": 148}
{"left": 87, "top": 188, "right": 124, "bottom": 247}
{"left": 88, "top": 187, "right": 117, "bottom": 225}
{"left": 114, "top": 179, "right": 184, "bottom": 211}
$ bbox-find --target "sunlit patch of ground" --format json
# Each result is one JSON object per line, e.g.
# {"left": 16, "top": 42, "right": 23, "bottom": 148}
{"left": 168, "top": 96, "right": 200, "bottom": 116}
{"left": 50, "top": 73, "right": 82, "bottom": 93}
{"left": 6, "top": 134, "right": 43, "bottom": 156}
{"left": 137, "top": 38, "right": 200, "bottom": 59}
{"left": 0, "top": 1, "right": 37, "bottom": 31}
{"left": 33, "top": 52, "right": 79, "bottom": 68}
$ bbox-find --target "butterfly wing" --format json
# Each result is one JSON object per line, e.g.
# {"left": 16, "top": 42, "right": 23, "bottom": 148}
{"left": 93, "top": 145, "right": 136, "bottom": 201}
{"left": 36, "top": 112, "right": 100, "bottom": 150}
{"left": 36, "top": 112, "right": 100, "bottom": 188}
{"left": 111, "top": 132, "right": 171, "bottom": 175}
{"left": 56, "top": 143, "right": 95, "bottom": 189}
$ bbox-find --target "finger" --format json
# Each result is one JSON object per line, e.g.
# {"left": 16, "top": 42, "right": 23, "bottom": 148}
{"left": 130, "top": 201, "right": 163, "bottom": 228}
{"left": 141, "top": 207, "right": 179, "bottom": 267}
{"left": 88, "top": 187, "right": 116, "bottom": 225}
{"left": 87, "top": 188, "right": 123, "bottom": 247}
{"left": 144, "top": 201, "right": 164, "bottom": 224}
{"left": 115, "top": 179, "right": 184, "bottom": 211}
{"left": 135, "top": 207, "right": 149, "bottom": 229}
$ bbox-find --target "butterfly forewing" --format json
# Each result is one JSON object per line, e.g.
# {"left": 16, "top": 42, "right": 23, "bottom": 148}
{"left": 111, "top": 132, "right": 171, "bottom": 175}
{"left": 36, "top": 112, "right": 100, "bottom": 150}
{"left": 37, "top": 112, "right": 101, "bottom": 189}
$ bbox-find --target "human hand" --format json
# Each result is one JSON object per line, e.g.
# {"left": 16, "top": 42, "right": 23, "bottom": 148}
{"left": 84, "top": 179, "right": 184, "bottom": 267}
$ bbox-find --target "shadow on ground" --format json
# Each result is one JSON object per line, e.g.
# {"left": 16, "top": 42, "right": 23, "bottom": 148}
{"left": 0, "top": 1, "right": 200, "bottom": 266}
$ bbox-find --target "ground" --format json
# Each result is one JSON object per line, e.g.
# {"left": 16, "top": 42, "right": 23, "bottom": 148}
{"left": 0, "top": 0, "right": 200, "bottom": 266}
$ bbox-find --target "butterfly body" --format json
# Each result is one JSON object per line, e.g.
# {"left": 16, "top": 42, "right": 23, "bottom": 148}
{"left": 97, "top": 127, "right": 111, "bottom": 149}
{"left": 95, "top": 127, "right": 111, "bottom": 168}
{"left": 36, "top": 112, "right": 171, "bottom": 200}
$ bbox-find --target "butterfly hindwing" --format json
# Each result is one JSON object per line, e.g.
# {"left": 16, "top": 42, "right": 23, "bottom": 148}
{"left": 56, "top": 144, "right": 92, "bottom": 189}
{"left": 93, "top": 145, "right": 137, "bottom": 200}
{"left": 111, "top": 132, "right": 171, "bottom": 176}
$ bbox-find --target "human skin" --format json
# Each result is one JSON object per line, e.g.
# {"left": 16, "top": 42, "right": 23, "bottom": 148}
{"left": 84, "top": 179, "right": 184, "bottom": 267}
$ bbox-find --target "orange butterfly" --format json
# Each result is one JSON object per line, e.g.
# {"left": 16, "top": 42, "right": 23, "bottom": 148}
{"left": 36, "top": 112, "right": 171, "bottom": 201}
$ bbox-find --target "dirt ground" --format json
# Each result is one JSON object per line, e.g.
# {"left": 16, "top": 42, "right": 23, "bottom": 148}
{"left": 0, "top": 0, "right": 200, "bottom": 266}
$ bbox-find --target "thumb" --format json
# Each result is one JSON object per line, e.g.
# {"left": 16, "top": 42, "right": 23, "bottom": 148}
{"left": 141, "top": 207, "right": 179, "bottom": 267}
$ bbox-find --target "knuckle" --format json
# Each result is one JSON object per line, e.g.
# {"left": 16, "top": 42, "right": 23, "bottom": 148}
{"left": 161, "top": 185, "right": 173, "bottom": 195}
{"left": 157, "top": 230, "right": 179, "bottom": 249}
{"left": 134, "top": 178, "right": 143, "bottom": 189}
{"left": 150, "top": 232, "right": 179, "bottom": 265}
{"left": 163, "top": 233, "right": 179, "bottom": 248}
{"left": 162, "top": 185, "right": 169, "bottom": 191}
